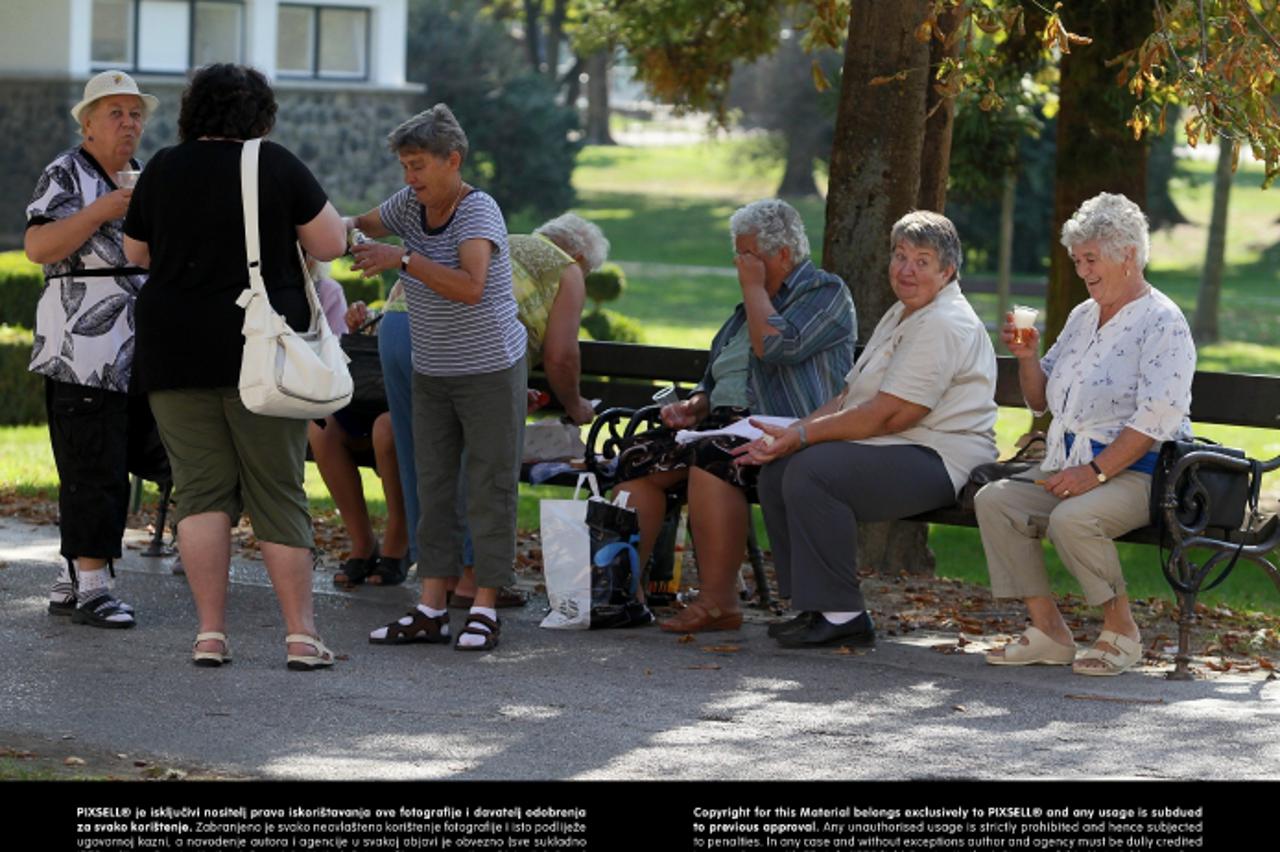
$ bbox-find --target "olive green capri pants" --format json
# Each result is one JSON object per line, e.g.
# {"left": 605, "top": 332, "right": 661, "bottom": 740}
{"left": 148, "top": 387, "right": 313, "bottom": 549}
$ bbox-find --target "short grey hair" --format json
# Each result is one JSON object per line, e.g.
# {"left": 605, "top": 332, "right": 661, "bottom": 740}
{"left": 1060, "top": 192, "right": 1150, "bottom": 269}
{"left": 387, "top": 103, "right": 468, "bottom": 161}
{"left": 729, "top": 199, "right": 810, "bottom": 262}
{"left": 535, "top": 213, "right": 610, "bottom": 272}
{"left": 890, "top": 210, "right": 963, "bottom": 278}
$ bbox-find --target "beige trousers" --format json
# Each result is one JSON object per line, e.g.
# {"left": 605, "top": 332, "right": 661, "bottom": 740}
{"left": 974, "top": 463, "right": 1152, "bottom": 606}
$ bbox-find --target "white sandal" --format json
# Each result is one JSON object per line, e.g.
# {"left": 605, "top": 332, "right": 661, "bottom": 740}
{"left": 1072, "top": 630, "right": 1142, "bottom": 676}
{"left": 285, "top": 634, "right": 335, "bottom": 671}
{"left": 192, "top": 632, "right": 232, "bottom": 667}
{"left": 985, "top": 626, "right": 1076, "bottom": 666}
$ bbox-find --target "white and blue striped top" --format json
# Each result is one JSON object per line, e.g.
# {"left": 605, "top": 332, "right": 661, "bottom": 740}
{"left": 378, "top": 187, "right": 527, "bottom": 376}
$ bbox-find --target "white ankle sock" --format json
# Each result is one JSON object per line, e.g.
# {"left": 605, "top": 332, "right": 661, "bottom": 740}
{"left": 368, "top": 603, "right": 449, "bottom": 641}
{"left": 822, "top": 611, "right": 862, "bottom": 625}
{"left": 50, "top": 563, "right": 75, "bottom": 603}
{"left": 76, "top": 568, "right": 133, "bottom": 622}
{"left": 457, "top": 606, "right": 498, "bottom": 648}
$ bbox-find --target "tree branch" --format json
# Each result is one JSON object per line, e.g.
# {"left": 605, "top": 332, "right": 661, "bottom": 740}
{"left": 1241, "top": 0, "right": 1280, "bottom": 56}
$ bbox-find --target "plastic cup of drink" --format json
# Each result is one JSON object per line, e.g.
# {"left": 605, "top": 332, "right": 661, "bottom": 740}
{"left": 1012, "top": 305, "right": 1038, "bottom": 345}
{"left": 652, "top": 385, "right": 678, "bottom": 407}
{"left": 115, "top": 169, "right": 141, "bottom": 189}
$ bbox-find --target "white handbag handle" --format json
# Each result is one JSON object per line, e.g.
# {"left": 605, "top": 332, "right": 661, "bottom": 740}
{"left": 571, "top": 473, "right": 601, "bottom": 501}
{"left": 237, "top": 139, "right": 325, "bottom": 334}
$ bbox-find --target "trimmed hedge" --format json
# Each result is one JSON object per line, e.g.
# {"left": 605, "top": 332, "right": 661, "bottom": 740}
{"left": 585, "top": 262, "right": 626, "bottom": 310}
{"left": 0, "top": 251, "right": 42, "bottom": 329}
{"left": 0, "top": 325, "right": 45, "bottom": 425}
{"left": 580, "top": 308, "right": 644, "bottom": 344}
{"left": 329, "top": 257, "right": 391, "bottom": 306}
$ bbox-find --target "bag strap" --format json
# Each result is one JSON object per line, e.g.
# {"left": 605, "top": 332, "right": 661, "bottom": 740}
{"left": 572, "top": 473, "right": 601, "bottom": 501}
{"left": 240, "top": 139, "right": 268, "bottom": 299}
{"left": 238, "top": 139, "right": 326, "bottom": 335}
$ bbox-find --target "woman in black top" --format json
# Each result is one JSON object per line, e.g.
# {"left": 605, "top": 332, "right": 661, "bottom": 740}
{"left": 124, "top": 64, "right": 346, "bottom": 671}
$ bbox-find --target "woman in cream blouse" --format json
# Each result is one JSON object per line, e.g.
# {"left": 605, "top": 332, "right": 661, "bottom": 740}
{"left": 976, "top": 192, "right": 1196, "bottom": 676}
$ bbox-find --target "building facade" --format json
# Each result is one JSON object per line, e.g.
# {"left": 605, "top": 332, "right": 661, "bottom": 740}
{"left": 0, "top": 0, "right": 423, "bottom": 248}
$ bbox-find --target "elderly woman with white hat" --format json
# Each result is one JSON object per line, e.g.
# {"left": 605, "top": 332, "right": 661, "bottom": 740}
{"left": 24, "top": 70, "right": 164, "bottom": 630}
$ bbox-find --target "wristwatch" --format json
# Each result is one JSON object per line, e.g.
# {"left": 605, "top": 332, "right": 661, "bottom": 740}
{"left": 1089, "top": 460, "right": 1107, "bottom": 483}
{"left": 400, "top": 251, "right": 412, "bottom": 272}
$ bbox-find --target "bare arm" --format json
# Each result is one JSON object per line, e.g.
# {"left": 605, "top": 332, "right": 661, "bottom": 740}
{"left": 1001, "top": 313, "right": 1049, "bottom": 413}
{"left": 297, "top": 201, "right": 346, "bottom": 261}
{"left": 542, "top": 264, "right": 594, "bottom": 425}
{"left": 24, "top": 190, "right": 131, "bottom": 265}
{"left": 123, "top": 235, "right": 150, "bottom": 268}
{"left": 345, "top": 208, "right": 392, "bottom": 239}
{"left": 351, "top": 237, "right": 490, "bottom": 305}
{"left": 738, "top": 391, "right": 928, "bottom": 465}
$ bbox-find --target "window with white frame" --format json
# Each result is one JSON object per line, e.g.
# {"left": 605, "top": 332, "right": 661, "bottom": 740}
{"left": 91, "top": 0, "right": 244, "bottom": 73}
{"left": 277, "top": 4, "right": 371, "bottom": 80}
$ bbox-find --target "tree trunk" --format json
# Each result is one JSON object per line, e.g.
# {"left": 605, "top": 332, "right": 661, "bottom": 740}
{"left": 824, "top": 0, "right": 938, "bottom": 576}
{"left": 523, "top": 0, "right": 543, "bottom": 72}
{"left": 1147, "top": 105, "right": 1189, "bottom": 230}
{"left": 561, "top": 55, "right": 586, "bottom": 108}
{"left": 585, "top": 50, "right": 616, "bottom": 145}
{"left": 916, "top": 2, "right": 962, "bottom": 213}
{"left": 1194, "top": 137, "right": 1234, "bottom": 344}
{"left": 776, "top": 124, "right": 821, "bottom": 197}
{"left": 546, "top": 0, "right": 569, "bottom": 82}
{"left": 1045, "top": 1, "right": 1152, "bottom": 350}
{"left": 997, "top": 165, "right": 1017, "bottom": 325}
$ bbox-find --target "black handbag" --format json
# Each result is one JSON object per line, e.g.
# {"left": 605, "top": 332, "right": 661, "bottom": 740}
{"left": 1150, "top": 437, "right": 1261, "bottom": 594}
{"left": 957, "top": 434, "right": 1046, "bottom": 511}
{"left": 1148, "top": 438, "right": 1257, "bottom": 531}
{"left": 337, "top": 314, "right": 387, "bottom": 422}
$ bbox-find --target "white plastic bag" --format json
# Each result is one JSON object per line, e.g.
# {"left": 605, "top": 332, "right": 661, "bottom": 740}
{"left": 539, "top": 474, "right": 599, "bottom": 630}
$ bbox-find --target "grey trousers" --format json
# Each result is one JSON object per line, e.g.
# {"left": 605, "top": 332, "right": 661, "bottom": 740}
{"left": 758, "top": 442, "right": 955, "bottom": 611}
{"left": 412, "top": 358, "right": 526, "bottom": 589}
{"left": 974, "top": 463, "right": 1151, "bottom": 606}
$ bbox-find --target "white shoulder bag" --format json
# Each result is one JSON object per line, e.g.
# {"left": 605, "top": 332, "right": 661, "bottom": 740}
{"left": 235, "top": 138, "right": 353, "bottom": 419}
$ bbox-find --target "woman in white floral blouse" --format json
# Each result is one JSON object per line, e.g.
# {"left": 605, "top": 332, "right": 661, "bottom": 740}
{"left": 976, "top": 192, "right": 1196, "bottom": 676}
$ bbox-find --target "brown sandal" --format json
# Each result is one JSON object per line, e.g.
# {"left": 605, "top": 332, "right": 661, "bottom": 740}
{"left": 369, "top": 609, "right": 450, "bottom": 645}
{"left": 454, "top": 613, "right": 501, "bottom": 652}
{"left": 659, "top": 602, "right": 742, "bottom": 634}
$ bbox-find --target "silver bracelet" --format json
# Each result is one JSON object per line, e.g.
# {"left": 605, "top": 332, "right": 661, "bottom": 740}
{"left": 795, "top": 422, "right": 809, "bottom": 449}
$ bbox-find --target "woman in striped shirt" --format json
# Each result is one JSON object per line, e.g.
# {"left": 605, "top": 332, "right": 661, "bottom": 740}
{"left": 346, "top": 105, "right": 526, "bottom": 653}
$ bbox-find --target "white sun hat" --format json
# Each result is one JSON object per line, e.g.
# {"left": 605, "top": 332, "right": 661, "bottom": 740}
{"left": 71, "top": 70, "right": 160, "bottom": 124}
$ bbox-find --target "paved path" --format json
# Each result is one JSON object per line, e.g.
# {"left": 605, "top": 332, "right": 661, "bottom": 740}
{"left": 2, "top": 517, "right": 1277, "bottom": 780}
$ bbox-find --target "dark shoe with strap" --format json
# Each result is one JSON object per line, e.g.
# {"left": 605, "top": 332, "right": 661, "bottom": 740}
{"left": 454, "top": 612, "right": 501, "bottom": 652}
{"left": 366, "top": 553, "right": 409, "bottom": 587}
{"left": 767, "top": 611, "right": 818, "bottom": 638}
{"left": 333, "top": 546, "right": 380, "bottom": 588}
{"left": 775, "top": 612, "right": 875, "bottom": 649}
{"left": 369, "top": 609, "right": 451, "bottom": 645}
{"left": 71, "top": 591, "right": 136, "bottom": 629}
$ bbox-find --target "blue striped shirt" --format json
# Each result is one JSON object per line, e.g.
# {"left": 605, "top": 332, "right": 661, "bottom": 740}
{"left": 695, "top": 259, "right": 856, "bottom": 417}
{"left": 378, "top": 188, "right": 526, "bottom": 376}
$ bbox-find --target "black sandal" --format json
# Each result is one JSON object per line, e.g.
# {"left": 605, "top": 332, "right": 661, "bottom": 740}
{"left": 454, "top": 612, "right": 501, "bottom": 652}
{"left": 333, "top": 547, "right": 380, "bottom": 588}
{"left": 366, "top": 553, "right": 409, "bottom": 587}
{"left": 369, "top": 609, "right": 450, "bottom": 645}
{"left": 71, "top": 592, "right": 136, "bottom": 629}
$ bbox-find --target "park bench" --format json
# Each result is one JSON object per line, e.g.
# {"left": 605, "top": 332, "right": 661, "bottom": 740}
{"left": 556, "top": 341, "right": 1280, "bottom": 681}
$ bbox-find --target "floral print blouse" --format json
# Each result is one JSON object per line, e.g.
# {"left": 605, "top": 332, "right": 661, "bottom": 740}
{"left": 1038, "top": 287, "right": 1196, "bottom": 472}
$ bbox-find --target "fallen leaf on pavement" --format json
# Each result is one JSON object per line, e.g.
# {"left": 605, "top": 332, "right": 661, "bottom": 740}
{"left": 64, "top": 757, "right": 86, "bottom": 766}
{"left": 703, "top": 645, "right": 741, "bottom": 653}
{"left": 676, "top": 635, "right": 695, "bottom": 644}
{"left": 687, "top": 664, "right": 721, "bottom": 670}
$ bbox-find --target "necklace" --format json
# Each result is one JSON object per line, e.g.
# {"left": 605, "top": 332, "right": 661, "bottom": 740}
{"left": 429, "top": 181, "right": 467, "bottom": 226}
